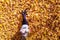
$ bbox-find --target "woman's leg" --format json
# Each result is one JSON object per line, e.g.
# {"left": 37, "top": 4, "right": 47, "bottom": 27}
{"left": 22, "top": 10, "right": 28, "bottom": 25}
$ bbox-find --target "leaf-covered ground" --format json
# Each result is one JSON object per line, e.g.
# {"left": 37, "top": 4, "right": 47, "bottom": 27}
{"left": 0, "top": 0, "right": 60, "bottom": 40}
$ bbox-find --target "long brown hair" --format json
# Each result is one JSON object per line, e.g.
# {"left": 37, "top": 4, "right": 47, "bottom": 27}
{"left": 21, "top": 36, "right": 26, "bottom": 40}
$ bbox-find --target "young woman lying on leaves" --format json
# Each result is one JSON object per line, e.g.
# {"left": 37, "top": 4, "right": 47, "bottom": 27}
{"left": 20, "top": 9, "right": 29, "bottom": 40}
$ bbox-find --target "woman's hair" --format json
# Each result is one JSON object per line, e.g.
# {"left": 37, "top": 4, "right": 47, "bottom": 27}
{"left": 21, "top": 36, "right": 26, "bottom": 40}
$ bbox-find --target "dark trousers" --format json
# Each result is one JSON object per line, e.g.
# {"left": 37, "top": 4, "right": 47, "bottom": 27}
{"left": 22, "top": 14, "right": 28, "bottom": 25}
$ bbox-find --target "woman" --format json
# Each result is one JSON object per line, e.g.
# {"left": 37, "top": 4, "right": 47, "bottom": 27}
{"left": 20, "top": 9, "right": 29, "bottom": 40}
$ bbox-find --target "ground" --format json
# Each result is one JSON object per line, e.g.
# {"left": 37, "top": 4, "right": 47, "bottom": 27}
{"left": 0, "top": 0, "right": 60, "bottom": 40}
